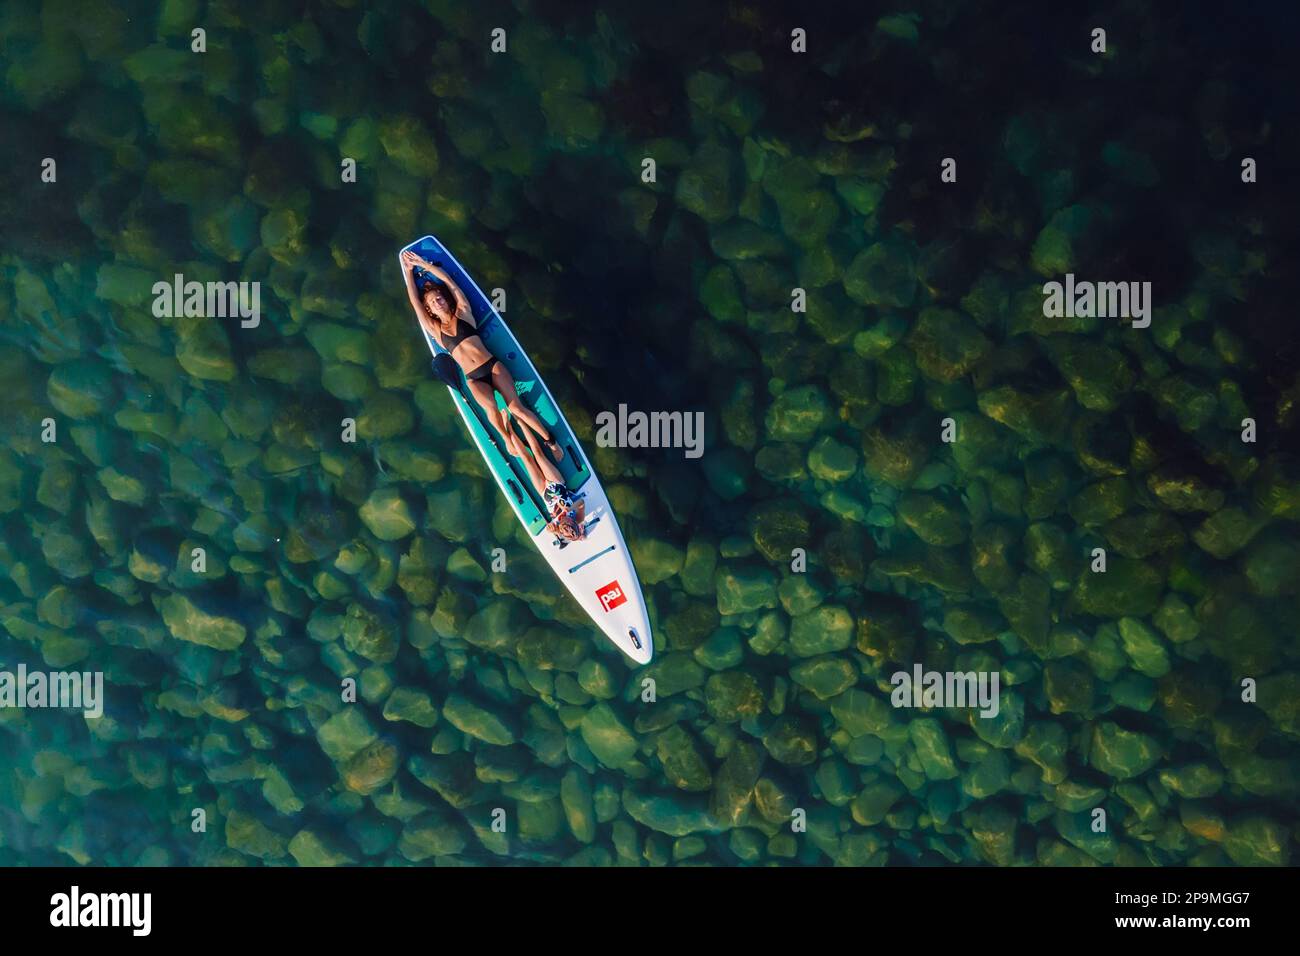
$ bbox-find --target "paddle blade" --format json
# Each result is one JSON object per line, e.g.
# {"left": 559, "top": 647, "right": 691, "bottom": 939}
{"left": 431, "top": 353, "right": 461, "bottom": 389}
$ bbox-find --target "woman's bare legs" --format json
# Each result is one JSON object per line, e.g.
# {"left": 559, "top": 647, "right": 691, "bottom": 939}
{"left": 490, "top": 363, "right": 564, "bottom": 462}
{"left": 466, "top": 378, "right": 522, "bottom": 457}
{"left": 519, "top": 426, "right": 565, "bottom": 487}
{"left": 514, "top": 443, "right": 548, "bottom": 498}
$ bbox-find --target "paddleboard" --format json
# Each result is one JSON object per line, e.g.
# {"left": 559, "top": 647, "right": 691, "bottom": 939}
{"left": 398, "top": 235, "right": 653, "bottom": 664}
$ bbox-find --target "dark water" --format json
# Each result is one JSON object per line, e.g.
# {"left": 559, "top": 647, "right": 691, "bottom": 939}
{"left": 0, "top": 0, "right": 1297, "bottom": 866}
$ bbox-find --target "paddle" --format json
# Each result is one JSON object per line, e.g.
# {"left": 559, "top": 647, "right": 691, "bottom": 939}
{"left": 430, "top": 352, "right": 463, "bottom": 394}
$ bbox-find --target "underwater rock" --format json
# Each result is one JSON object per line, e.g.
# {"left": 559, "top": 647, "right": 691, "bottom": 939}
{"left": 1023, "top": 521, "right": 1076, "bottom": 589}
{"left": 46, "top": 360, "right": 116, "bottom": 420}
{"left": 579, "top": 703, "right": 638, "bottom": 768}
{"left": 287, "top": 830, "right": 355, "bottom": 867}
{"left": 861, "top": 423, "right": 928, "bottom": 487}
{"left": 711, "top": 219, "right": 786, "bottom": 261}
{"left": 560, "top": 768, "right": 597, "bottom": 843}
{"left": 1242, "top": 533, "right": 1300, "bottom": 597}
{"left": 342, "top": 604, "right": 399, "bottom": 664}
{"left": 194, "top": 198, "right": 260, "bottom": 263}
{"left": 978, "top": 385, "right": 1073, "bottom": 445}
{"left": 791, "top": 656, "right": 857, "bottom": 700}
{"left": 1222, "top": 816, "right": 1289, "bottom": 867}
{"left": 628, "top": 537, "right": 685, "bottom": 585}
{"left": 675, "top": 142, "right": 737, "bottom": 223}
{"left": 1117, "top": 618, "right": 1171, "bottom": 678}
{"left": 663, "top": 602, "right": 721, "bottom": 652}
{"left": 397, "top": 813, "right": 467, "bottom": 861}
{"left": 1104, "top": 511, "right": 1185, "bottom": 559}
{"left": 968, "top": 523, "right": 1017, "bottom": 593}
{"left": 1071, "top": 557, "right": 1164, "bottom": 618}
{"left": 692, "top": 627, "right": 744, "bottom": 670}
{"left": 702, "top": 447, "right": 751, "bottom": 501}
{"left": 656, "top": 725, "right": 712, "bottom": 791}
{"left": 714, "top": 564, "right": 778, "bottom": 616}
{"left": 359, "top": 487, "right": 417, "bottom": 541}
{"left": 158, "top": 594, "right": 246, "bottom": 651}
{"left": 710, "top": 741, "right": 763, "bottom": 827}
{"left": 995, "top": 574, "right": 1051, "bottom": 655}
{"left": 778, "top": 575, "right": 825, "bottom": 617}
{"left": 908, "top": 308, "right": 990, "bottom": 383}
{"left": 909, "top": 719, "right": 960, "bottom": 780}
{"left": 442, "top": 693, "right": 517, "bottom": 747}
{"left": 1146, "top": 467, "right": 1225, "bottom": 514}
{"left": 343, "top": 740, "right": 400, "bottom": 795}
{"left": 1158, "top": 763, "right": 1224, "bottom": 799}
{"left": 1257, "top": 672, "right": 1300, "bottom": 737}
{"left": 789, "top": 605, "right": 853, "bottom": 657}
{"left": 225, "top": 811, "right": 287, "bottom": 862}
{"left": 1043, "top": 658, "right": 1094, "bottom": 714}
{"left": 356, "top": 391, "right": 415, "bottom": 440}
{"left": 316, "top": 709, "right": 378, "bottom": 764}
{"left": 851, "top": 779, "right": 905, "bottom": 827}
{"left": 1090, "top": 722, "right": 1162, "bottom": 780}
{"left": 762, "top": 715, "right": 819, "bottom": 766}
{"left": 382, "top": 687, "right": 439, "bottom": 728}
{"left": 641, "top": 654, "right": 707, "bottom": 698}
{"left": 1191, "top": 506, "right": 1266, "bottom": 559}
{"left": 764, "top": 384, "right": 830, "bottom": 442}
{"left": 898, "top": 493, "right": 967, "bottom": 547}
{"left": 844, "top": 236, "right": 917, "bottom": 308}
{"left": 749, "top": 500, "right": 811, "bottom": 562}
{"left": 623, "top": 789, "right": 717, "bottom": 837}
{"left": 704, "top": 671, "right": 764, "bottom": 723}
{"left": 807, "top": 436, "right": 858, "bottom": 482}
{"left": 1049, "top": 340, "right": 1134, "bottom": 411}
{"left": 514, "top": 792, "right": 566, "bottom": 846}
{"left": 943, "top": 606, "right": 1003, "bottom": 646}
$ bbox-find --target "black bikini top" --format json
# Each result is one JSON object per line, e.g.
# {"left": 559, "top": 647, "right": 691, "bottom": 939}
{"left": 435, "top": 311, "right": 476, "bottom": 350}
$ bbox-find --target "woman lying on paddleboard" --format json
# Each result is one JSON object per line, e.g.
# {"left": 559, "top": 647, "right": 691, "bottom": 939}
{"left": 400, "top": 249, "right": 563, "bottom": 463}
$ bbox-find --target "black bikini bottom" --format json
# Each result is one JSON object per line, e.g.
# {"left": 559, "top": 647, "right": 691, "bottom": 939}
{"left": 466, "top": 357, "right": 499, "bottom": 382}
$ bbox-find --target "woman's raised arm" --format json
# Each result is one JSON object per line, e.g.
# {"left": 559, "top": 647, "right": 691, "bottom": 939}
{"left": 399, "top": 251, "right": 428, "bottom": 312}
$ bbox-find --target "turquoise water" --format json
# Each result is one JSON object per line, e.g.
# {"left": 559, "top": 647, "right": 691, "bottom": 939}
{"left": 0, "top": 1, "right": 1297, "bottom": 866}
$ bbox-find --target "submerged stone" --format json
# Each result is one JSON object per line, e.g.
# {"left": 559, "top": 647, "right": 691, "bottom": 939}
{"left": 579, "top": 703, "right": 638, "bottom": 768}
{"left": 359, "top": 487, "right": 417, "bottom": 541}
{"left": 1089, "top": 722, "right": 1161, "bottom": 780}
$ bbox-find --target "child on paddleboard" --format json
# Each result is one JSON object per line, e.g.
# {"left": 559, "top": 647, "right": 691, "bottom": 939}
{"left": 515, "top": 426, "right": 587, "bottom": 542}
{"left": 400, "top": 249, "right": 564, "bottom": 465}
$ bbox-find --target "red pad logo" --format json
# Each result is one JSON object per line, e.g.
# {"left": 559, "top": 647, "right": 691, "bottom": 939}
{"left": 596, "top": 580, "right": 627, "bottom": 613}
